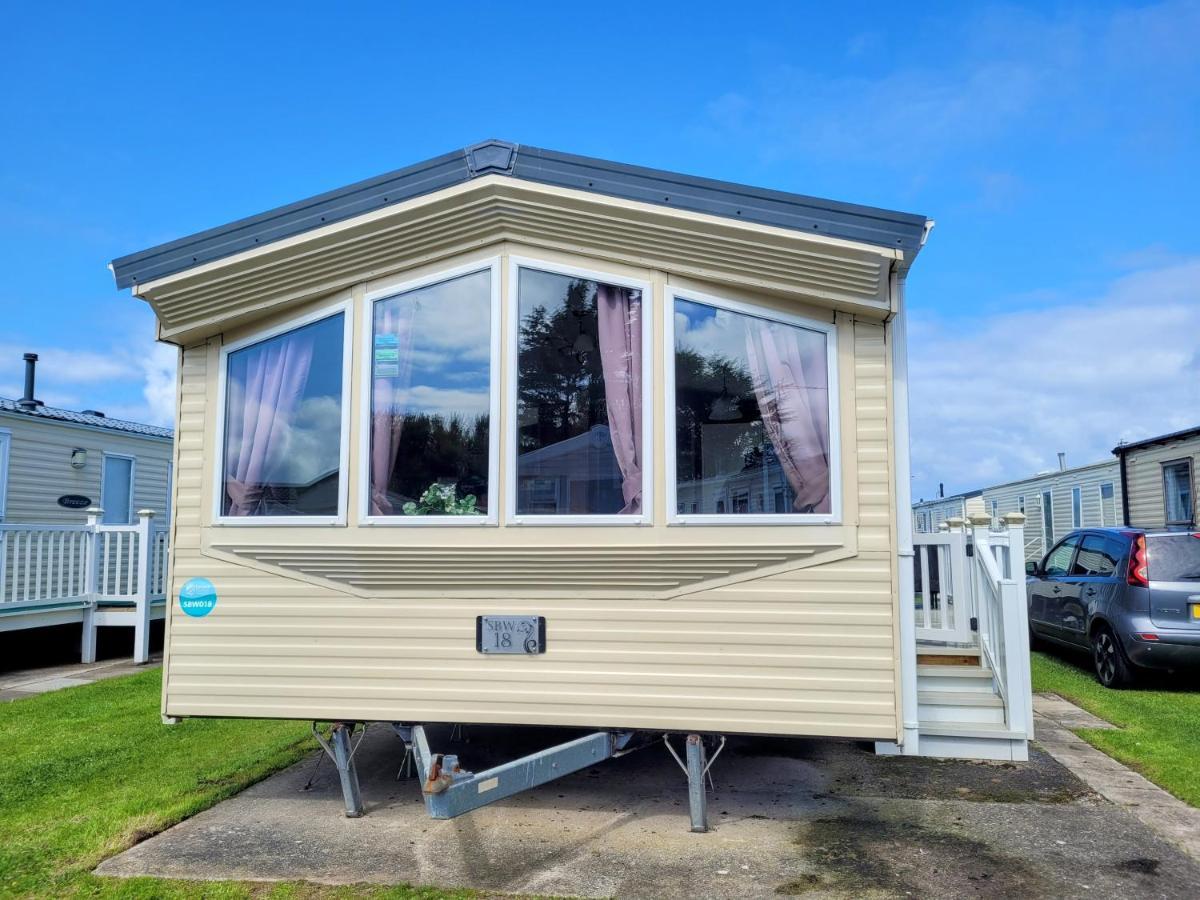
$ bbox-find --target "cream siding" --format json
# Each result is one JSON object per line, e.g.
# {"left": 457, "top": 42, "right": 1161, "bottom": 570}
{"left": 161, "top": 242, "right": 900, "bottom": 740}
{"left": 982, "top": 460, "right": 1122, "bottom": 561}
{"left": 0, "top": 413, "right": 172, "bottom": 525}
{"left": 1122, "top": 434, "right": 1200, "bottom": 529}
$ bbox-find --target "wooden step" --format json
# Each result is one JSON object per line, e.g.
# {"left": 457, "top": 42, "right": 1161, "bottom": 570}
{"left": 917, "top": 646, "right": 982, "bottom": 667}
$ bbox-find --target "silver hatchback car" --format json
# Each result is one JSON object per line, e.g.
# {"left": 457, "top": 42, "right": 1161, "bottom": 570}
{"left": 1026, "top": 527, "right": 1200, "bottom": 687}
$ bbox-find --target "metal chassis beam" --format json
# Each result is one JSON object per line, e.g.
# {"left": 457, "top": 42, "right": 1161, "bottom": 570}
{"left": 403, "top": 725, "right": 630, "bottom": 820}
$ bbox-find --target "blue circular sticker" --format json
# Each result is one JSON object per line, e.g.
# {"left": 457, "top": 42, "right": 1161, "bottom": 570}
{"left": 179, "top": 577, "right": 217, "bottom": 617}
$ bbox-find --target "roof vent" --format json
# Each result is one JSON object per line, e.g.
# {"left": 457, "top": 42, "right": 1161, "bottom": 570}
{"left": 1057, "top": 451, "right": 1067, "bottom": 471}
{"left": 81, "top": 409, "right": 106, "bottom": 418}
{"left": 465, "top": 140, "right": 517, "bottom": 177}
{"left": 17, "top": 353, "right": 43, "bottom": 410}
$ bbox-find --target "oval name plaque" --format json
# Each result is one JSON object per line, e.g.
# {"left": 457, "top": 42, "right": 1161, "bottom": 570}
{"left": 58, "top": 495, "right": 92, "bottom": 509}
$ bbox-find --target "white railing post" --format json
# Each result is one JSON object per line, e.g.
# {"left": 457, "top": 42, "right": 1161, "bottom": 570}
{"left": 133, "top": 509, "right": 156, "bottom": 665}
{"left": 1002, "top": 513, "right": 1033, "bottom": 739}
{"left": 968, "top": 512, "right": 995, "bottom": 660}
{"left": 81, "top": 507, "right": 103, "bottom": 664}
{"left": 944, "top": 517, "right": 970, "bottom": 638}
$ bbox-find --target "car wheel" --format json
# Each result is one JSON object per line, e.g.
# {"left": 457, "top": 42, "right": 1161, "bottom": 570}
{"left": 1092, "top": 624, "right": 1135, "bottom": 688}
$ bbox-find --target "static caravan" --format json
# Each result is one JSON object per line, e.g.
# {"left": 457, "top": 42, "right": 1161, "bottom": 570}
{"left": 911, "top": 490, "right": 984, "bottom": 534}
{"left": 1, "top": 354, "right": 173, "bottom": 658}
{"left": 982, "top": 458, "right": 1122, "bottom": 562}
{"left": 1115, "top": 426, "right": 1200, "bottom": 530}
{"left": 111, "top": 141, "right": 1033, "bottom": 826}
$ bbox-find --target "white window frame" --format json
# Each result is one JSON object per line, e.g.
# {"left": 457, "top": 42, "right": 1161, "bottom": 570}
{"left": 212, "top": 297, "right": 353, "bottom": 526}
{"left": 359, "top": 258, "right": 502, "bottom": 526}
{"left": 100, "top": 452, "right": 136, "bottom": 525}
{"left": 1098, "top": 481, "right": 1115, "bottom": 527}
{"left": 665, "top": 286, "right": 841, "bottom": 526}
{"left": 506, "top": 256, "right": 654, "bottom": 526}
{"left": 0, "top": 428, "right": 10, "bottom": 521}
{"left": 1041, "top": 489, "right": 1054, "bottom": 549}
{"left": 1071, "top": 485, "right": 1082, "bottom": 528}
{"left": 1162, "top": 458, "right": 1195, "bottom": 526}
{"left": 1017, "top": 495, "right": 1025, "bottom": 514}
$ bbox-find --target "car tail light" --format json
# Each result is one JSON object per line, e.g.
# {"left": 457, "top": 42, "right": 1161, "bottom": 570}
{"left": 1137, "top": 633, "right": 1159, "bottom": 641}
{"left": 1127, "top": 534, "right": 1149, "bottom": 587}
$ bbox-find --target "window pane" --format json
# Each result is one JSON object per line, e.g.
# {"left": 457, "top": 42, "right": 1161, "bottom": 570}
{"left": 515, "top": 268, "right": 643, "bottom": 516}
{"left": 1042, "top": 491, "right": 1054, "bottom": 545}
{"left": 102, "top": 457, "right": 133, "bottom": 524}
{"left": 222, "top": 313, "right": 344, "bottom": 517}
{"left": 1044, "top": 536, "right": 1077, "bottom": 577}
{"left": 1071, "top": 486, "right": 1082, "bottom": 528}
{"left": 1100, "top": 482, "right": 1115, "bottom": 526}
{"left": 1164, "top": 462, "right": 1193, "bottom": 524}
{"left": 1072, "top": 535, "right": 1117, "bottom": 577}
{"left": 673, "top": 297, "right": 831, "bottom": 516}
{"left": 369, "top": 270, "right": 492, "bottom": 516}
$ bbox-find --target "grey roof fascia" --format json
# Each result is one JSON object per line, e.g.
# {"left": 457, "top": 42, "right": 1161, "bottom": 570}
{"left": 110, "top": 148, "right": 470, "bottom": 289}
{"left": 1113, "top": 425, "right": 1200, "bottom": 455}
{"left": 111, "top": 140, "right": 930, "bottom": 290}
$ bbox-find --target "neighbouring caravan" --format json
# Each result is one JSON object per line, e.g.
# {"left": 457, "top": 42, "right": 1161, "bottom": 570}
{"left": 1, "top": 354, "right": 173, "bottom": 659}
{"left": 982, "top": 458, "right": 1122, "bottom": 562}
{"left": 912, "top": 490, "right": 984, "bottom": 534}
{"left": 111, "top": 142, "right": 1034, "bottom": 826}
{"left": 1115, "top": 426, "right": 1200, "bottom": 530}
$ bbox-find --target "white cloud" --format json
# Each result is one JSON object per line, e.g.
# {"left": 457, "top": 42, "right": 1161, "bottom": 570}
{"left": 0, "top": 333, "right": 177, "bottom": 428}
{"left": 909, "top": 257, "right": 1200, "bottom": 499}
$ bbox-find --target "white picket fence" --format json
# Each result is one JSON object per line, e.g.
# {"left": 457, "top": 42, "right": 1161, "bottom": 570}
{"left": 913, "top": 514, "right": 1033, "bottom": 740}
{"left": 0, "top": 508, "right": 168, "bottom": 664}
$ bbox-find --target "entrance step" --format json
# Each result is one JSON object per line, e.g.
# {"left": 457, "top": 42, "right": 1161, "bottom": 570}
{"left": 917, "top": 645, "right": 981, "bottom": 667}
{"left": 918, "top": 690, "right": 1006, "bottom": 725}
{"left": 916, "top": 664, "right": 996, "bottom": 693}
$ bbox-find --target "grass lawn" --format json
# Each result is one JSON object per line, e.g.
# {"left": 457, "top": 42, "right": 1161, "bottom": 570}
{"left": 0, "top": 668, "right": 476, "bottom": 899}
{"left": 1031, "top": 649, "right": 1200, "bottom": 809}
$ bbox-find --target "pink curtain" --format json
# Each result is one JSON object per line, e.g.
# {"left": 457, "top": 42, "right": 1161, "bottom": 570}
{"left": 224, "top": 330, "right": 316, "bottom": 516}
{"left": 369, "top": 300, "right": 417, "bottom": 515}
{"left": 744, "top": 319, "right": 831, "bottom": 513}
{"left": 597, "top": 285, "right": 643, "bottom": 514}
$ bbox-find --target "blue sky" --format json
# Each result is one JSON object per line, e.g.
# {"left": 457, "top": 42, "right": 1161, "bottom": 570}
{"left": 1, "top": 1, "right": 1197, "bottom": 499}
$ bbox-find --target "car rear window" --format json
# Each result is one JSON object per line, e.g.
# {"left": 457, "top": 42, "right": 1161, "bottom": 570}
{"left": 1147, "top": 534, "right": 1200, "bottom": 582}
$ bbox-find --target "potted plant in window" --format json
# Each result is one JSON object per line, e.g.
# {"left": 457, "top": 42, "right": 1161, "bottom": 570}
{"left": 402, "top": 482, "right": 478, "bottom": 516}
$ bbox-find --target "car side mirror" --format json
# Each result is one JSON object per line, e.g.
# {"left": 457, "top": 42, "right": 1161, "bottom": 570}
{"left": 1025, "top": 560, "right": 1039, "bottom": 577}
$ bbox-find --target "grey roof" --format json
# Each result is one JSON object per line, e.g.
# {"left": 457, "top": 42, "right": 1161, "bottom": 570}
{"left": 913, "top": 489, "right": 983, "bottom": 507}
{"left": 111, "top": 140, "right": 930, "bottom": 289}
{"left": 0, "top": 398, "right": 173, "bottom": 439}
{"left": 1114, "top": 425, "right": 1200, "bottom": 454}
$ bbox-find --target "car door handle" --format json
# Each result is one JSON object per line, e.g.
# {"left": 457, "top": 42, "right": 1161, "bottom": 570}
{"left": 1052, "top": 586, "right": 1062, "bottom": 593}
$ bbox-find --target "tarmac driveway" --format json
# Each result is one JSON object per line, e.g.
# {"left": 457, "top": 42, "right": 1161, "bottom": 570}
{"left": 98, "top": 724, "right": 1200, "bottom": 899}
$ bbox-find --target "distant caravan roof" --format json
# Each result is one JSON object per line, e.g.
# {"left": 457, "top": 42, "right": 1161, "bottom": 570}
{"left": 110, "top": 140, "right": 931, "bottom": 289}
{"left": 1114, "top": 425, "right": 1200, "bottom": 454}
{"left": 0, "top": 397, "right": 173, "bottom": 439}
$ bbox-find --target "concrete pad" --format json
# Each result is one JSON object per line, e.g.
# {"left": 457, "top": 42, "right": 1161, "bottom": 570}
{"left": 98, "top": 725, "right": 1200, "bottom": 898}
{"left": 1034, "top": 692, "right": 1117, "bottom": 730}
{"left": 1033, "top": 696, "right": 1200, "bottom": 862}
{"left": 0, "top": 655, "right": 161, "bottom": 699}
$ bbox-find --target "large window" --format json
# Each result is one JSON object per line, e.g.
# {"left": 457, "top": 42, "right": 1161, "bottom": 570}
{"left": 1163, "top": 459, "right": 1194, "bottom": 527}
{"left": 219, "top": 307, "right": 347, "bottom": 520}
{"left": 670, "top": 292, "right": 836, "bottom": 521}
{"left": 365, "top": 266, "right": 497, "bottom": 521}
{"left": 101, "top": 454, "right": 134, "bottom": 525}
{"left": 511, "top": 263, "right": 647, "bottom": 521}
